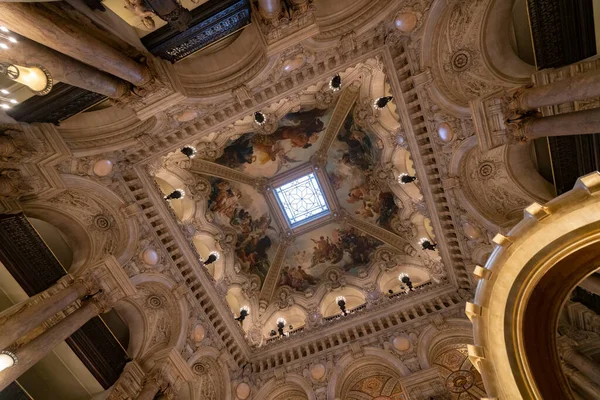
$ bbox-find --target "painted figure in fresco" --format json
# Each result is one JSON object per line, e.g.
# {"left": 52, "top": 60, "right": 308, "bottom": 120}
{"left": 208, "top": 178, "right": 276, "bottom": 285}
{"left": 215, "top": 109, "right": 328, "bottom": 172}
{"left": 280, "top": 264, "right": 318, "bottom": 291}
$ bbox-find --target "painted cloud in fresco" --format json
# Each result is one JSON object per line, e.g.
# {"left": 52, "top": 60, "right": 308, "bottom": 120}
{"left": 215, "top": 107, "right": 334, "bottom": 178}
{"left": 327, "top": 105, "right": 403, "bottom": 235}
{"left": 207, "top": 178, "right": 279, "bottom": 286}
{"left": 281, "top": 223, "right": 383, "bottom": 292}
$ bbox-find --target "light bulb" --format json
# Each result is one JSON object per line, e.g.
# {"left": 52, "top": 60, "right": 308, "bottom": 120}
{"left": 9, "top": 99, "right": 17, "bottom": 104}
{"left": 1, "top": 104, "right": 10, "bottom": 109}
{"left": 0, "top": 43, "right": 8, "bottom": 50}
{"left": 11, "top": 65, "right": 49, "bottom": 93}
{"left": 8, "top": 37, "right": 16, "bottom": 43}
{"left": 0, "top": 27, "right": 9, "bottom": 33}
{"left": 0, "top": 89, "right": 8, "bottom": 94}
{"left": 0, "top": 351, "right": 17, "bottom": 372}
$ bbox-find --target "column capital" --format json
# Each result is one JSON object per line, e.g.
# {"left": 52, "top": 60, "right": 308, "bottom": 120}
{"left": 77, "top": 256, "right": 137, "bottom": 305}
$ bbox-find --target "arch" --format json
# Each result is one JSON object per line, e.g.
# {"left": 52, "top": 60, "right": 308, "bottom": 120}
{"left": 187, "top": 355, "right": 228, "bottom": 400}
{"left": 254, "top": 374, "right": 315, "bottom": 400}
{"left": 416, "top": 318, "right": 474, "bottom": 369}
{"left": 320, "top": 286, "right": 365, "bottom": 318}
{"left": 327, "top": 348, "right": 411, "bottom": 399}
{"left": 333, "top": 353, "right": 406, "bottom": 400}
{"left": 129, "top": 274, "right": 189, "bottom": 359}
{"left": 471, "top": 172, "right": 600, "bottom": 399}
{"left": 480, "top": 0, "right": 535, "bottom": 82}
{"left": 174, "top": 24, "right": 267, "bottom": 100}
{"left": 261, "top": 305, "right": 307, "bottom": 338}
{"left": 420, "top": 0, "right": 530, "bottom": 114}
{"left": 378, "top": 265, "right": 431, "bottom": 294}
{"left": 21, "top": 174, "right": 139, "bottom": 272}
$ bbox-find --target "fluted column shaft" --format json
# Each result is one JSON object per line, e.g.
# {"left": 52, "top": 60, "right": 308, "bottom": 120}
{"left": 520, "top": 68, "right": 600, "bottom": 110}
{"left": 0, "top": 280, "right": 90, "bottom": 351}
{"left": 136, "top": 378, "right": 161, "bottom": 400}
{"left": 563, "top": 347, "right": 600, "bottom": 383}
{"left": 524, "top": 108, "right": 600, "bottom": 139}
{"left": 0, "top": 300, "right": 100, "bottom": 392}
{"left": 1, "top": 35, "right": 127, "bottom": 98}
{"left": 0, "top": 3, "right": 150, "bottom": 86}
{"left": 565, "top": 366, "right": 600, "bottom": 400}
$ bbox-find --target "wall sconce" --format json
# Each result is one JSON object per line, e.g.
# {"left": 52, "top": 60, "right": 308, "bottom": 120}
{"left": 164, "top": 189, "right": 185, "bottom": 201}
{"left": 235, "top": 306, "right": 250, "bottom": 324}
{"left": 0, "top": 62, "right": 52, "bottom": 95}
{"left": 254, "top": 111, "right": 266, "bottom": 126}
{"left": 419, "top": 237, "right": 437, "bottom": 251}
{"left": 336, "top": 295, "right": 348, "bottom": 316}
{"left": 180, "top": 145, "right": 197, "bottom": 159}
{"left": 204, "top": 251, "right": 220, "bottom": 265}
{"left": 276, "top": 317, "right": 287, "bottom": 337}
{"left": 374, "top": 96, "right": 393, "bottom": 109}
{"left": 398, "top": 273, "right": 414, "bottom": 291}
{"left": 329, "top": 74, "right": 342, "bottom": 91}
{"left": 0, "top": 351, "right": 18, "bottom": 372}
{"left": 398, "top": 173, "right": 417, "bottom": 184}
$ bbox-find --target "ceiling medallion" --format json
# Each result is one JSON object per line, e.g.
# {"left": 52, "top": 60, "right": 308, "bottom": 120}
{"left": 93, "top": 214, "right": 112, "bottom": 231}
{"left": 146, "top": 295, "right": 164, "bottom": 309}
{"left": 446, "top": 370, "right": 475, "bottom": 393}
{"left": 477, "top": 162, "right": 496, "bottom": 180}
{"left": 451, "top": 50, "right": 471, "bottom": 72}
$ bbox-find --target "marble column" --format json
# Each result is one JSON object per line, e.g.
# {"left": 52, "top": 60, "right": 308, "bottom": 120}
{"left": 563, "top": 364, "right": 600, "bottom": 400}
{"left": 136, "top": 373, "right": 164, "bottom": 400}
{"left": 519, "top": 68, "right": 600, "bottom": 110}
{"left": 562, "top": 346, "right": 600, "bottom": 384}
{"left": 0, "top": 280, "right": 91, "bottom": 351}
{"left": 258, "top": 0, "right": 281, "bottom": 20}
{"left": 524, "top": 108, "right": 600, "bottom": 139}
{"left": 0, "top": 3, "right": 151, "bottom": 86}
{"left": 0, "top": 300, "right": 101, "bottom": 391}
{"left": 1, "top": 36, "right": 127, "bottom": 98}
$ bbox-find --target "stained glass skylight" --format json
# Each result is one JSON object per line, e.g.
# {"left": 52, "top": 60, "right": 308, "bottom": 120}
{"left": 274, "top": 173, "right": 330, "bottom": 227}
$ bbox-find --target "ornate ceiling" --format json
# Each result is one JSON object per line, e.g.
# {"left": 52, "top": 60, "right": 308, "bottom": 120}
{"left": 0, "top": 0, "right": 557, "bottom": 398}
{"left": 155, "top": 63, "right": 442, "bottom": 345}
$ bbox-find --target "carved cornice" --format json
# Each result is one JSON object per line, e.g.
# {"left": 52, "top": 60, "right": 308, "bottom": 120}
{"left": 310, "top": 85, "right": 359, "bottom": 166}
{"left": 189, "top": 159, "right": 267, "bottom": 191}
{"left": 259, "top": 239, "right": 292, "bottom": 304}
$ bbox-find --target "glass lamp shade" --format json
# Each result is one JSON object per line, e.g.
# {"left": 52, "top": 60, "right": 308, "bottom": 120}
{"left": 9, "top": 64, "right": 52, "bottom": 95}
{"left": 0, "top": 351, "right": 17, "bottom": 372}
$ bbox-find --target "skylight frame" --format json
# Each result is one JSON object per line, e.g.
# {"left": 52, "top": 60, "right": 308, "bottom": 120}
{"left": 273, "top": 172, "right": 331, "bottom": 228}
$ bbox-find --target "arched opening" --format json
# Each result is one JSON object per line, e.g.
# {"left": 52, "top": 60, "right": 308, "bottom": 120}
{"left": 320, "top": 286, "right": 365, "bottom": 318}
{"left": 28, "top": 217, "right": 73, "bottom": 270}
{"left": 337, "top": 359, "right": 405, "bottom": 400}
{"left": 471, "top": 172, "right": 600, "bottom": 399}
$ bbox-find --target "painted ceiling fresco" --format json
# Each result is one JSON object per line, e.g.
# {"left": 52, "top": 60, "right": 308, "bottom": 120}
{"left": 193, "top": 99, "right": 413, "bottom": 299}
{"left": 215, "top": 107, "right": 334, "bottom": 178}
{"left": 326, "top": 105, "right": 403, "bottom": 235}
{"left": 207, "top": 178, "right": 279, "bottom": 286}
{"left": 280, "top": 222, "right": 384, "bottom": 292}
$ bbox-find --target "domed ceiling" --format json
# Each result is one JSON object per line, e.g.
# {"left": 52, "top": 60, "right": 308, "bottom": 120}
{"left": 159, "top": 65, "right": 439, "bottom": 341}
